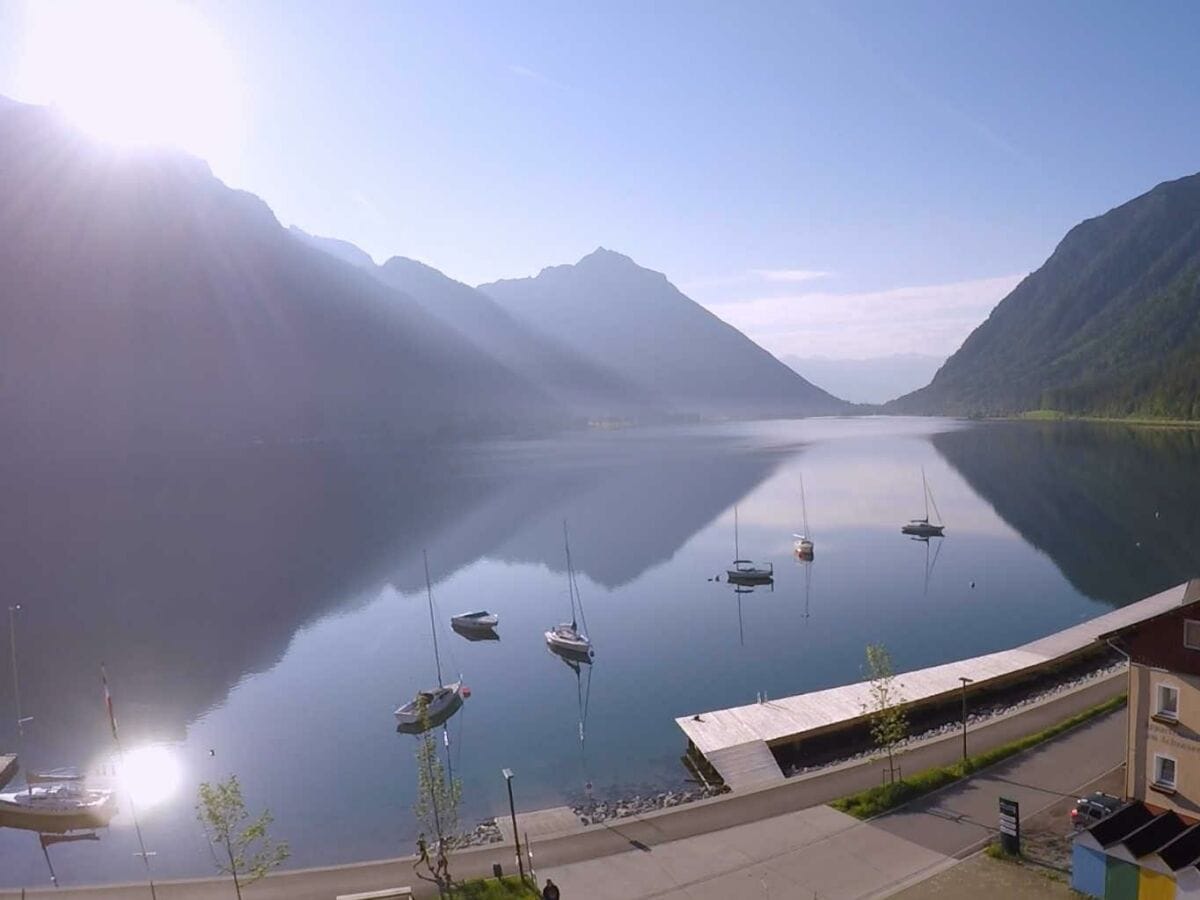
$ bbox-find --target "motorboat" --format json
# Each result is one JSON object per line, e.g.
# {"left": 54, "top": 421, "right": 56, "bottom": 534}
{"left": 450, "top": 611, "right": 498, "bottom": 630}
{"left": 901, "top": 467, "right": 946, "bottom": 537}
{"left": 546, "top": 523, "right": 594, "bottom": 661}
{"left": 0, "top": 783, "right": 116, "bottom": 820}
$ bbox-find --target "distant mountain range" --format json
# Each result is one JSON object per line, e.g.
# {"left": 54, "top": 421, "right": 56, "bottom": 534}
{"left": 890, "top": 173, "right": 1200, "bottom": 418}
{"left": 0, "top": 95, "right": 848, "bottom": 457}
{"left": 479, "top": 249, "right": 847, "bottom": 418}
{"left": 782, "top": 354, "right": 944, "bottom": 405}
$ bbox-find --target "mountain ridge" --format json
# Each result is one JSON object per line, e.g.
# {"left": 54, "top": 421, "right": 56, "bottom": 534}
{"left": 889, "top": 172, "right": 1200, "bottom": 418}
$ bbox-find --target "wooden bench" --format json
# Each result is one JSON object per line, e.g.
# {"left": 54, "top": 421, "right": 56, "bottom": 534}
{"left": 335, "top": 888, "right": 413, "bottom": 900}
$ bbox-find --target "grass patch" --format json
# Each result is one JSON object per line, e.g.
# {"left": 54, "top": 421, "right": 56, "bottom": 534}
{"left": 450, "top": 875, "right": 540, "bottom": 898}
{"left": 831, "top": 694, "right": 1126, "bottom": 820}
{"left": 985, "top": 841, "right": 1020, "bottom": 862}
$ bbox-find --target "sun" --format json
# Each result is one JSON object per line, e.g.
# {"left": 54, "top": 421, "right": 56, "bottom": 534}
{"left": 15, "top": 0, "right": 243, "bottom": 170}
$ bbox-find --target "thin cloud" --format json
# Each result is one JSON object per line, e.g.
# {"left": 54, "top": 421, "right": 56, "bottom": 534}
{"left": 751, "top": 268, "right": 832, "bottom": 283}
{"left": 507, "top": 64, "right": 568, "bottom": 91}
{"left": 705, "top": 273, "right": 1025, "bottom": 359}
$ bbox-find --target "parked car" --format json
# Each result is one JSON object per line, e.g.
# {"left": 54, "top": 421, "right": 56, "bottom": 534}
{"left": 1071, "top": 792, "right": 1123, "bottom": 829}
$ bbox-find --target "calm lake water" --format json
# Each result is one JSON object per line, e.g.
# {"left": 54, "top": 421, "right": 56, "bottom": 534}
{"left": 3, "top": 416, "right": 1200, "bottom": 887}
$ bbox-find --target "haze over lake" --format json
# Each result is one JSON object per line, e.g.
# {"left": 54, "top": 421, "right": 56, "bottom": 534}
{"left": 2, "top": 416, "right": 1198, "bottom": 887}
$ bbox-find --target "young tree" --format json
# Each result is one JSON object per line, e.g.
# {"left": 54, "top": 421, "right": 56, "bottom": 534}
{"left": 412, "top": 697, "right": 462, "bottom": 892}
{"left": 196, "top": 775, "right": 289, "bottom": 900}
{"left": 863, "top": 643, "right": 909, "bottom": 784}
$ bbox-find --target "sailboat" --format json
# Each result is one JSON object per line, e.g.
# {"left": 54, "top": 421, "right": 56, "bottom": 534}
{"left": 545, "top": 523, "right": 594, "bottom": 661}
{"left": 4, "top": 605, "right": 115, "bottom": 823}
{"left": 727, "top": 505, "right": 773, "bottom": 583}
{"left": 395, "top": 553, "right": 466, "bottom": 732}
{"left": 793, "top": 475, "right": 815, "bottom": 559}
{"left": 901, "top": 467, "right": 946, "bottom": 537}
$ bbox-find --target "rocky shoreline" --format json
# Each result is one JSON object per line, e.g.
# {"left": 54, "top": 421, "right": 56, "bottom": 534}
{"left": 784, "top": 658, "right": 1126, "bottom": 777}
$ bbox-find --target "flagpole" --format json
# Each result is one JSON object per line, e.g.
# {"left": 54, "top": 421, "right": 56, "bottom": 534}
{"left": 102, "top": 664, "right": 158, "bottom": 900}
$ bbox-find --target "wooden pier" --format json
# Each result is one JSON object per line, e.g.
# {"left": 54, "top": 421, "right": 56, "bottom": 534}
{"left": 0, "top": 754, "right": 16, "bottom": 790}
{"left": 678, "top": 580, "right": 1199, "bottom": 792}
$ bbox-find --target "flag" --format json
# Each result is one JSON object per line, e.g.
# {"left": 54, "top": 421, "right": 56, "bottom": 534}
{"left": 100, "top": 665, "right": 118, "bottom": 741}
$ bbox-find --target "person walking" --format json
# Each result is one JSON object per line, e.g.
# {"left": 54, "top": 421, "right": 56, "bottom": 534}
{"left": 542, "top": 878, "right": 561, "bottom": 900}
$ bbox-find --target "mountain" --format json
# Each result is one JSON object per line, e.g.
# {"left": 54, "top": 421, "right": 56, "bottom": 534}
{"left": 890, "top": 173, "right": 1200, "bottom": 418}
{"left": 0, "top": 97, "right": 561, "bottom": 456}
{"left": 373, "top": 256, "right": 660, "bottom": 420}
{"left": 288, "top": 225, "right": 377, "bottom": 270}
{"left": 783, "top": 353, "right": 944, "bottom": 405}
{"left": 480, "top": 248, "right": 849, "bottom": 418}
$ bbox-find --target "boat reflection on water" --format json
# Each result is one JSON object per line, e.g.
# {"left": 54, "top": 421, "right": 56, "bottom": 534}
{"left": 451, "top": 622, "right": 501, "bottom": 643}
{"left": 547, "top": 643, "right": 594, "bottom": 800}
{"left": 0, "top": 822, "right": 104, "bottom": 889}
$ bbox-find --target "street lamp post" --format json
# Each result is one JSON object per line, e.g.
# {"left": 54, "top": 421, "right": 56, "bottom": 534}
{"left": 959, "top": 677, "right": 974, "bottom": 761}
{"left": 502, "top": 768, "right": 526, "bottom": 884}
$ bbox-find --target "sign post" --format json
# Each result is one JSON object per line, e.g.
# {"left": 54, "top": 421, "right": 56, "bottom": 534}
{"left": 999, "top": 797, "right": 1020, "bottom": 855}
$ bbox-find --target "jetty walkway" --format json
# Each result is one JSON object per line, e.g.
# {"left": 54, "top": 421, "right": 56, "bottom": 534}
{"left": 677, "top": 579, "right": 1198, "bottom": 791}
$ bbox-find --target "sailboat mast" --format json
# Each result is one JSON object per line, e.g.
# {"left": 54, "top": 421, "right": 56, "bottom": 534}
{"left": 921, "top": 467, "right": 931, "bottom": 521}
{"left": 7, "top": 605, "right": 23, "bottom": 740}
{"left": 563, "top": 521, "right": 577, "bottom": 629}
{"left": 734, "top": 505, "right": 740, "bottom": 559}
{"left": 800, "top": 475, "right": 810, "bottom": 537}
{"left": 423, "top": 551, "right": 444, "bottom": 688}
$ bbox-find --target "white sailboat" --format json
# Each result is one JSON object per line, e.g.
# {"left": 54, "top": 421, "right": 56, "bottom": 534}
{"left": 901, "top": 467, "right": 946, "bottom": 537}
{"left": 727, "top": 505, "right": 773, "bottom": 583}
{"left": 793, "top": 475, "right": 814, "bottom": 558}
{"left": 395, "top": 553, "right": 466, "bottom": 732}
{"left": 4, "top": 605, "right": 115, "bottom": 821}
{"left": 546, "top": 523, "right": 594, "bottom": 661}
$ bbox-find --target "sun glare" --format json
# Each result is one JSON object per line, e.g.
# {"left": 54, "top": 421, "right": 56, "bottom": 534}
{"left": 16, "top": 0, "right": 243, "bottom": 169}
{"left": 115, "top": 744, "right": 184, "bottom": 812}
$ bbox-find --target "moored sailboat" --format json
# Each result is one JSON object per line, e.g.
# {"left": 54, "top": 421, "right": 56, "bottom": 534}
{"left": 901, "top": 467, "right": 946, "bottom": 537}
{"left": 546, "top": 523, "right": 594, "bottom": 661}
{"left": 395, "top": 552, "right": 467, "bottom": 732}
{"left": 727, "top": 505, "right": 773, "bottom": 583}
{"left": 793, "top": 474, "right": 814, "bottom": 559}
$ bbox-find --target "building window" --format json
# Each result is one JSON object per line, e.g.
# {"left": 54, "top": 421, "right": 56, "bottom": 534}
{"left": 1186, "top": 619, "right": 1200, "bottom": 650}
{"left": 1155, "top": 755, "right": 1178, "bottom": 790}
{"left": 1157, "top": 684, "right": 1180, "bottom": 721}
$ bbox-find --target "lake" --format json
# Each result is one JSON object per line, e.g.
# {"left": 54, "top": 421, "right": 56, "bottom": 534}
{"left": 3, "top": 416, "right": 1200, "bottom": 888}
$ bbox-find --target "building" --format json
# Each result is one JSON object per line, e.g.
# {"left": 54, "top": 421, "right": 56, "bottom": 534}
{"left": 1073, "top": 579, "right": 1200, "bottom": 899}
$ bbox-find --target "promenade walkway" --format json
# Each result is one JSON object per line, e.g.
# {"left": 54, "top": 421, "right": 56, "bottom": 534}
{"left": 537, "top": 710, "right": 1124, "bottom": 899}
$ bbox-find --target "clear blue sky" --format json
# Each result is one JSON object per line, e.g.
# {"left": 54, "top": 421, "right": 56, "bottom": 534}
{"left": 2, "top": 1, "right": 1198, "bottom": 359}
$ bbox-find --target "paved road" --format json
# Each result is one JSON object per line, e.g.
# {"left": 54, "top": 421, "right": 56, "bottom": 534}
{"left": 536, "top": 711, "right": 1125, "bottom": 899}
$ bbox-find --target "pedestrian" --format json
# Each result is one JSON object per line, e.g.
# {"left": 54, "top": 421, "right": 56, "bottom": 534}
{"left": 542, "top": 877, "right": 561, "bottom": 900}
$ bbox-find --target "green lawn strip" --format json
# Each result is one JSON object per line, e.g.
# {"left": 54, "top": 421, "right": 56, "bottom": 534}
{"left": 450, "top": 875, "right": 540, "bottom": 898}
{"left": 831, "top": 694, "right": 1127, "bottom": 820}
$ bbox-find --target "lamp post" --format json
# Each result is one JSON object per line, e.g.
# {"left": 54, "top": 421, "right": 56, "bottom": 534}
{"left": 959, "top": 677, "right": 974, "bottom": 761}
{"left": 502, "top": 768, "right": 526, "bottom": 884}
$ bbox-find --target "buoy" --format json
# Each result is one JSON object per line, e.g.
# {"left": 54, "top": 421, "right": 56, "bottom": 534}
{"left": 461, "top": 685, "right": 472, "bottom": 698}
{"left": 970, "top": 581, "right": 976, "bottom": 589}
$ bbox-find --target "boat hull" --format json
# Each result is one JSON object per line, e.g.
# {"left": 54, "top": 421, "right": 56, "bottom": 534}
{"left": 394, "top": 681, "right": 465, "bottom": 733}
{"left": 0, "top": 785, "right": 116, "bottom": 822}
{"left": 545, "top": 629, "right": 593, "bottom": 660}
{"left": 901, "top": 524, "right": 945, "bottom": 537}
